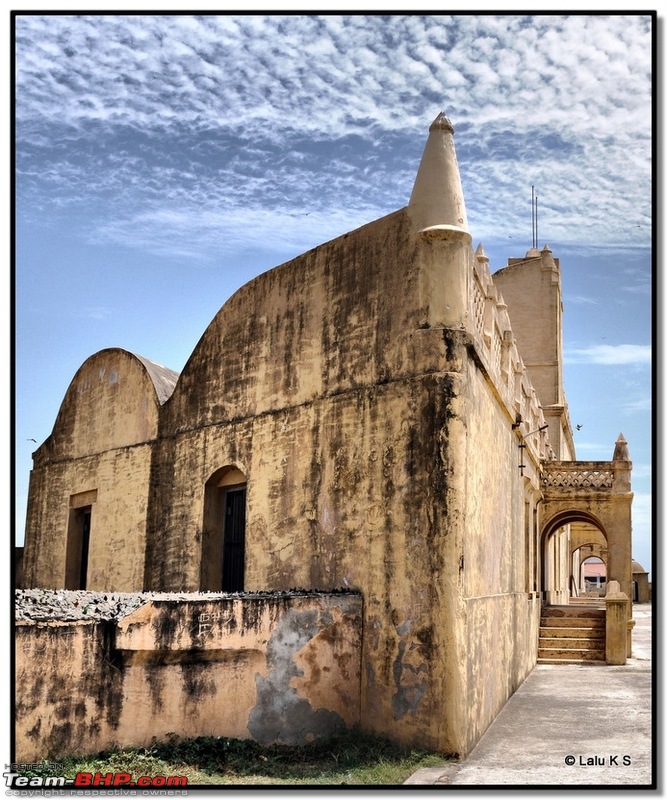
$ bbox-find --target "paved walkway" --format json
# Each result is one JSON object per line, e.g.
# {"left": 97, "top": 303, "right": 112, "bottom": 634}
{"left": 405, "top": 604, "right": 653, "bottom": 787}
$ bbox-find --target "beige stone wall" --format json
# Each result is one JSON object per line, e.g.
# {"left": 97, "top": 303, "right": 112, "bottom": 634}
{"left": 23, "top": 448, "right": 152, "bottom": 591}
{"left": 456, "top": 342, "right": 541, "bottom": 754}
{"left": 35, "top": 349, "right": 162, "bottom": 460}
{"left": 15, "top": 593, "right": 362, "bottom": 762}
{"left": 23, "top": 350, "right": 165, "bottom": 591}
{"left": 142, "top": 213, "right": 483, "bottom": 754}
{"left": 493, "top": 250, "right": 563, "bottom": 409}
{"left": 146, "top": 372, "right": 464, "bottom": 751}
{"left": 161, "top": 210, "right": 423, "bottom": 432}
{"left": 141, "top": 213, "right": 552, "bottom": 756}
{"left": 492, "top": 249, "right": 575, "bottom": 460}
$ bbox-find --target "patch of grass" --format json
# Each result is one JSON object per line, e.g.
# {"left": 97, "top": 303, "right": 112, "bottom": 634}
{"left": 29, "top": 729, "right": 452, "bottom": 786}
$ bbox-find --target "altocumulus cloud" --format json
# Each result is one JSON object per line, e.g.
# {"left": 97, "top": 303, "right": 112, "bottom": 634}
{"left": 14, "top": 14, "right": 652, "bottom": 259}
{"left": 565, "top": 344, "right": 651, "bottom": 365}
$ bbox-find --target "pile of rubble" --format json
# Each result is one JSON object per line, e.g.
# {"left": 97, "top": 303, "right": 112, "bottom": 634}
{"left": 14, "top": 587, "right": 356, "bottom": 622}
{"left": 16, "top": 589, "right": 156, "bottom": 621}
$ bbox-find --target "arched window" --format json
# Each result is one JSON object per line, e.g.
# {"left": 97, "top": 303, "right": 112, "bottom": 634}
{"left": 201, "top": 467, "right": 247, "bottom": 591}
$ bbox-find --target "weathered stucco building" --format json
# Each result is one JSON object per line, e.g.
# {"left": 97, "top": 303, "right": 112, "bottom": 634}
{"left": 20, "top": 114, "right": 634, "bottom": 757}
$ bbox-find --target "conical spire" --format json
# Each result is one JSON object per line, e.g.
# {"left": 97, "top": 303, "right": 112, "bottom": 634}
{"left": 408, "top": 112, "right": 470, "bottom": 237}
{"left": 613, "top": 433, "right": 630, "bottom": 461}
{"left": 475, "top": 242, "right": 489, "bottom": 263}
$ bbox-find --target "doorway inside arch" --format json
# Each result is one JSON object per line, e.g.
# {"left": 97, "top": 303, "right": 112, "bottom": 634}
{"left": 541, "top": 514, "right": 608, "bottom": 606}
{"left": 201, "top": 467, "right": 247, "bottom": 592}
{"left": 222, "top": 487, "right": 246, "bottom": 591}
{"left": 580, "top": 556, "right": 607, "bottom": 597}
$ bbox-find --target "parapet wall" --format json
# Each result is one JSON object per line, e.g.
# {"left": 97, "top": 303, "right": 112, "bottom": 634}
{"left": 15, "top": 590, "right": 362, "bottom": 762}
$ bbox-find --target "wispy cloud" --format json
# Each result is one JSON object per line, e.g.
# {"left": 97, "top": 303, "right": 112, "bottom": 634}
{"left": 631, "top": 492, "right": 652, "bottom": 529}
{"left": 573, "top": 441, "right": 615, "bottom": 454}
{"left": 75, "top": 306, "right": 114, "bottom": 321}
{"left": 621, "top": 396, "right": 652, "bottom": 414}
{"left": 565, "top": 344, "right": 651, "bottom": 365}
{"left": 630, "top": 463, "right": 652, "bottom": 480}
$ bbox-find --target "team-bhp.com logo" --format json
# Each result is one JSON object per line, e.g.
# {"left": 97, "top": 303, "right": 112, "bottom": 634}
{"left": 4, "top": 771, "right": 188, "bottom": 789}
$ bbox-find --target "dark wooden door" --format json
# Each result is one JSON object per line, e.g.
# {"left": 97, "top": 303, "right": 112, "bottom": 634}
{"left": 222, "top": 488, "right": 246, "bottom": 591}
{"left": 79, "top": 509, "right": 91, "bottom": 590}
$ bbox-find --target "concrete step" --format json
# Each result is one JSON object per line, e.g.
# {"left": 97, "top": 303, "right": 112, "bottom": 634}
{"left": 537, "top": 658, "right": 607, "bottom": 666}
{"left": 542, "top": 605, "right": 605, "bottom": 619}
{"left": 539, "top": 636, "right": 604, "bottom": 649}
{"left": 540, "top": 617, "right": 604, "bottom": 629}
{"left": 539, "top": 625, "right": 604, "bottom": 639}
{"left": 538, "top": 605, "right": 607, "bottom": 663}
{"left": 538, "top": 647, "right": 605, "bottom": 661}
{"left": 570, "top": 595, "right": 603, "bottom": 602}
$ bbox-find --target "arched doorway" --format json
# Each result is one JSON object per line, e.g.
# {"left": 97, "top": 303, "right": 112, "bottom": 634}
{"left": 540, "top": 510, "right": 608, "bottom": 606}
{"left": 538, "top": 446, "right": 634, "bottom": 659}
{"left": 539, "top": 446, "right": 633, "bottom": 604}
{"left": 201, "top": 466, "right": 247, "bottom": 591}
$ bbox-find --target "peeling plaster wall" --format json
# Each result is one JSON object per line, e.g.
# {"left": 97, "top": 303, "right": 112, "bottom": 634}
{"left": 142, "top": 210, "right": 473, "bottom": 753}
{"left": 22, "top": 194, "right": 561, "bottom": 758}
{"left": 15, "top": 593, "right": 362, "bottom": 762}
{"left": 458, "top": 346, "right": 541, "bottom": 755}
{"left": 146, "top": 372, "right": 464, "bottom": 753}
{"left": 23, "top": 449, "right": 152, "bottom": 591}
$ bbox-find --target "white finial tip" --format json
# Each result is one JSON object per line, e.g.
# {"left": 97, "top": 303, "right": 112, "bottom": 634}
{"left": 429, "top": 112, "right": 454, "bottom": 134}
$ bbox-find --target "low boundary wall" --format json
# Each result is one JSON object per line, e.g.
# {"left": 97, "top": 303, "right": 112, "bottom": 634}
{"left": 15, "top": 591, "right": 362, "bottom": 762}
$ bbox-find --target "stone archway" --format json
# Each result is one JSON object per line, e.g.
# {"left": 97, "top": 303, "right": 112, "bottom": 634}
{"left": 571, "top": 522, "right": 608, "bottom": 597}
{"left": 540, "top": 509, "right": 609, "bottom": 606}
{"left": 539, "top": 436, "right": 633, "bottom": 603}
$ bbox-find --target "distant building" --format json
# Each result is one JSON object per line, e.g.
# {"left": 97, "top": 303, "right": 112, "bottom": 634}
{"left": 21, "top": 114, "right": 635, "bottom": 755}
{"left": 583, "top": 559, "right": 607, "bottom": 593}
{"left": 632, "top": 560, "right": 651, "bottom": 603}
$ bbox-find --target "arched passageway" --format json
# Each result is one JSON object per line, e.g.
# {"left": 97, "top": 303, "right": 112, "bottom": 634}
{"left": 539, "top": 447, "right": 633, "bottom": 604}
{"left": 540, "top": 510, "right": 609, "bottom": 606}
{"left": 537, "top": 444, "right": 635, "bottom": 663}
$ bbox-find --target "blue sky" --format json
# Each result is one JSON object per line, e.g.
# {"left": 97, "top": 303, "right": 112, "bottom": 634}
{"left": 13, "top": 12, "right": 653, "bottom": 576}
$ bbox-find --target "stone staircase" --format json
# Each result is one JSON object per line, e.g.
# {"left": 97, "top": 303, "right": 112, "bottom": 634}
{"left": 538, "top": 604, "right": 606, "bottom": 664}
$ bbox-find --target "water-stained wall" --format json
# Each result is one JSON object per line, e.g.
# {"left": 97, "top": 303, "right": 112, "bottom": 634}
{"left": 15, "top": 593, "right": 362, "bottom": 762}
{"left": 20, "top": 114, "right": 612, "bottom": 761}
{"left": 459, "top": 353, "right": 541, "bottom": 752}
{"left": 138, "top": 209, "right": 483, "bottom": 753}
{"left": 23, "top": 349, "right": 178, "bottom": 592}
{"left": 20, "top": 209, "right": 553, "bottom": 758}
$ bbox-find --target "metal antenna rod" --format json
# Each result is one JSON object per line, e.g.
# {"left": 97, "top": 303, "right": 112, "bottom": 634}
{"left": 531, "top": 186, "right": 535, "bottom": 248}
{"left": 535, "top": 193, "right": 538, "bottom": 249}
